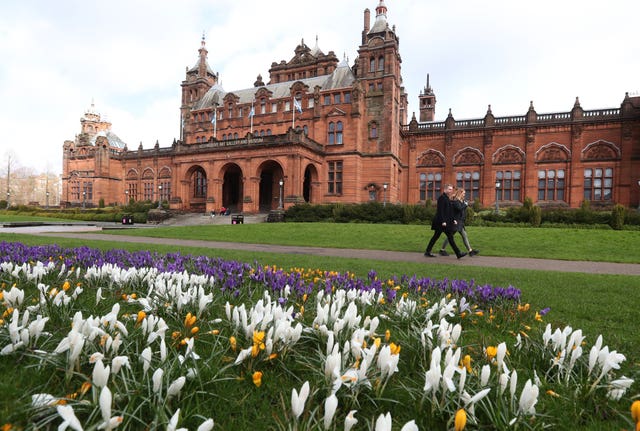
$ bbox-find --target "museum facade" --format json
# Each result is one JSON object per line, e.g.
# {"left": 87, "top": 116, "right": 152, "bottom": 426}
{"left": 62, "top": 1, "right": 640, "bottom": 213}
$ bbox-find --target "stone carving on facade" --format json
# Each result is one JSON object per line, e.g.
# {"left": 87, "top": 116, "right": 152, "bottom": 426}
{"left": 453, "top": 147, "right": 484, "bottom": 166}
{"left": 622, "top": 124, "right": 633, "bottom": 139}
{"left": 571, "top": 124, "right": 583, "bottom": 140}
{"left": 445, "top": 132, "right": 453, "bottom": 147}
{"left": 493, "top": 145, "right": 524, "bottom": 164}
{"left": 581, "top": 140, "right": 621, "bottom": 161}
{"left": 526, "top": 127, "right": 536, "bottom": 144}
{"left": 416, "top": 149, "right": 445, "bottom": 167}
{"left": 536, "top": 142, "right": 570, "bottom": 162}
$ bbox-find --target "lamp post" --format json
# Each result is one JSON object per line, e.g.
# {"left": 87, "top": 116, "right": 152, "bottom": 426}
{"left": 278, "top": 179, "right": 284, "bottom": 210}
{"left": 157, "top": 184, "right": 163, "bottom": 209}
{"left": 494, "top": 181, "right": 501, "bottom": 214}
{"left": 82, "top": 191, "right": 86, "bottom": 209}
{"left": 125, "top": 189, "right": 129, "bottom": 205}
{"left": 383, "top": 183, "right": 388, "bottom": 207}
{"left": 5, "top": 192, "right": 9, "bottom": 209}
{"left": 46, "top": 191, "right": 50, "bottom": 209}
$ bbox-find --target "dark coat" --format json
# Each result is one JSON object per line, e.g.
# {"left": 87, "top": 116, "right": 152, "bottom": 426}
{"left": 451, "top": 199, "right": 468, "bottom": 231}
{"left": 431, "top": 192, "right": 456, "bottom": 232}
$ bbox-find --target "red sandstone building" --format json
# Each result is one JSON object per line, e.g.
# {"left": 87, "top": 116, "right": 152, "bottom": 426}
{"left": 62, "top": 1, "right": 640, "bottom": 213}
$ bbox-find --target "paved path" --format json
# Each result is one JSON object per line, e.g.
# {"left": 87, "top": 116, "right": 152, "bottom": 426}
{"left": 4, "top": 224, "right": 638, "bottom": 276}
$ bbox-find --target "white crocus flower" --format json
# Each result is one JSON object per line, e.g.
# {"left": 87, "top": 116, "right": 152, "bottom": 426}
{"left": 291, "top": 381, "right": 310, "bottom": 419}
{"left": 518, "top": 379, "right": 539, "bottom": 415}
{"left": 56, "top": 404, "right": 84, "bottom": 431}
{"left": 92, "top": 359, "right": 110, "bottom": 388}
{"left": 400, "top": 420, "right": 418, "bottom": 431}
{"left": 167, "top": 376, "right": 186, "bottom": 399}
{"left": 196, "top": 419, "right": 214, "bottom": 431}
{"left": 152, "top": 368, "right": 164, "bottom": 393}
{"left": 606, "top": 376, "right": 634, "bottom": 400}
{"left": 375, "top": 412, "right": 392, "bottom": 431}
{"left": 344, "top": 410, "right": 358, "bottom": 431}
{"left": 496, "top": 342, "right": 507, "bottom": 370}
{"left": 480, "top": 364, "right": 491, "bottom": 386}
{"left": 140, "top": 347, "right": 152, "bottom": 375}
{"left": 323, "top": 393, "right": 338, "bottom": 430}
{"left": 111, "top": 356, "right": 130, "bottom": 375}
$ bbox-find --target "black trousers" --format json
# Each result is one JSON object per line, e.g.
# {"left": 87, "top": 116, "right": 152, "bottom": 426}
{"left": 425, "top": 228, "right": 462, "bottom": 257}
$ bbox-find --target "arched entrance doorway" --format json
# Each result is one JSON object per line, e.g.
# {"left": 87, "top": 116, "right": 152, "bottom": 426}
{"left": 185, "top": 165, "right": 207, "bottom": 212}
{"left": 257, "top": 160, "right": 284, "bottom": 212}
{"left": 303, "top": 164, "right": 318, "bottom": 203}
{"left": 221, "top": 163, "right": 243, "bottom": 212}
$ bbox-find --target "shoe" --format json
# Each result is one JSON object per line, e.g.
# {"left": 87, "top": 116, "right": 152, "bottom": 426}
{"left": 469, "top": 249, "right": 479, "bottom": 256}
{"left": 438, "top": 250, "right": 449, "bottom": 256}
{"left": 457, "top": 252, "right": 468, "bottom": 259}
{"left": 424, "top": 252, "right": 436, "bottom": 257}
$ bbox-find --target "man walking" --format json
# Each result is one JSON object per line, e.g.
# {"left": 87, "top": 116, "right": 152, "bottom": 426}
{"left": 424, "top": 184, "right": 467, "bottom": 259}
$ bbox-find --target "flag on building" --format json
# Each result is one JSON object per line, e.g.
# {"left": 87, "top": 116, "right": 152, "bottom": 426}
{"left": 294, "top": 98, "right": 303, "bottom": 113}
{"left": 211, "top": 112, "right": 216, "bottom": 125}
{"left": 248, "top": 105, "right": 255, "bottom": 118}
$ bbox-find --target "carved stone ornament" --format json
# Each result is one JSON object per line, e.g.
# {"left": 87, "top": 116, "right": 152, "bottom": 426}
{"left": 494, "top": 148, "right": 524, "bottom": 164}
{"left": 453, "top": 149, "right": 483, "bottom": 166}
{"left": 417, "top": 150, "right": 445, "bottom": 167}
{"left": 582, "top": 140, "right": 621, "bottom": 161}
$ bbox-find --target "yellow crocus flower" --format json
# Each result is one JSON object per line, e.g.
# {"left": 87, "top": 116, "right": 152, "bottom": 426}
{"left": 229, "top": 336, "right": 237, "bottom": 351}
{"left": 631, "top": 399, "right": 640, "bottom": 423}
{"left": 136, "top": 310, "right": 146, "bottom": 325}
{"left": 454, "top": 408, "right": 467, "bottom": 431}
{"left": 385, "top": 329, "right": 391, "bottom": 342}
{"left": 252, "top": 371, "right": 263, "bottom": 387}
{"left": 485, "top": 346, "right": 497, "bottom": 362}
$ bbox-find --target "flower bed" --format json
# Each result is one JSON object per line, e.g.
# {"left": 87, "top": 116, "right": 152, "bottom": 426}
{"left": 0, "top": 241, "right": 636, "bottom": 430}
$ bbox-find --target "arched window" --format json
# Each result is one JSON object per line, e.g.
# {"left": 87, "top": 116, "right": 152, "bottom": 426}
{"left": 194, "top": 169, "right": 206, "bottom": 198}
{"left": 260, "top": 99, "right": 266, "bottom": 114}
{"left": 370, "top": 57, "right": 375, "bottom": 72}
{"left": 234, "top": 132, "right": 239, "bottom": 139}
{"left": 370, "top": 122, "right": 378, "bottom": 138}
{"left": 266, "top": 129, "right": 272, "bottom": 136}
{"left": 303, "top": 125, "right": 308, "bottom": 136}
{"left": 335, "top": 121, "right": 343, "bottom": 144}
{"left": 378, "top": 56, "right": 384, "bottom": 71}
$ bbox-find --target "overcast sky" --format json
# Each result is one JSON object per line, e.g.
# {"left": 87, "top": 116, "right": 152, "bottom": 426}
{"left": 1, "top": 0, "right": 638, "bottom": 175}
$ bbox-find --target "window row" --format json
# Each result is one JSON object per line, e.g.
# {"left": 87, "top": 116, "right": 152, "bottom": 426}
{"left": 69, "top": 181, "right": 93, "bottom": 201}
{"left": 416, "top": 167, "right": 614, "bottom": 203}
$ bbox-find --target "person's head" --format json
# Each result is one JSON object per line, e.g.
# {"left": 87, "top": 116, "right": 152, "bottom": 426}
{"left": 443, "top": 184, "right": 454, "bottom": 196}
{"left": 454, "top": 188, "right": 466, "bottom": 200}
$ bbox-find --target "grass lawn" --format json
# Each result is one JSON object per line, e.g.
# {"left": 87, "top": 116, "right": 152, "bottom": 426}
{"left": 97, "top": 222, "right": 640, "bottom": 263}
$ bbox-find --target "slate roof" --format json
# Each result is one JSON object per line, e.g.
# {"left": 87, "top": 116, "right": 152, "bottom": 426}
{"left": 192, "top": 61, "right": 355, "bottom": 110}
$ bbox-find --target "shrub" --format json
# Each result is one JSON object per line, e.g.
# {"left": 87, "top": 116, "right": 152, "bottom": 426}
{"left": 610, "top": 204, "right": 626, "bottom": 230}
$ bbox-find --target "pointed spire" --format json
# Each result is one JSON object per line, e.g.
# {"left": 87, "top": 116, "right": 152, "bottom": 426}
{"left": 573, "top": 96, "right": 581, "bottom": 108}
{"left": 487, "top": 104, "right": 492, "bottom": 115}
{"left": 528, "top": 100, "right": 535, "bottom": 111}
{"left": 376, "top": 0, "right": 388, "bottom": 17}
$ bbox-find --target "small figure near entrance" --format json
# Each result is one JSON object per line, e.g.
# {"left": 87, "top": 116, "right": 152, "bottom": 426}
{"left": 219, "top": 206, "right": 230, "bottom": 216}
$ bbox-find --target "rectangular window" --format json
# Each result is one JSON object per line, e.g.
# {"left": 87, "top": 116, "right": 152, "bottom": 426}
{"left": 328, "top": 161, "right": 343, "bottom": 195}
{"left": 324, "top": 95, "right": 331, "bottom": 105}
{"left": 334, "top": 93, "right": 341, "bottom": 104}
{"left": 538, "top": 169, "right": 565, "bottom": 201}
{"left": 420, "top": 172, "right": 442, "bottom": 202}
{"left": 456, "top": 171, "right": 480, "bottom": 201}
{"left": 285, "top": 101, "right": 291, "bottom": 111}
{"left": 344, "top": 92, "right": 351, "bottom": 103}
{"left": 496, "top": 170, "right": 521, "bottom": 201}
{"left": 271, "top": 103, "right": 277, "bottom": 113}
{"left": 584, "top": 167, "right": 613, "bottom": 201}
{"left": 144, "top": 182, "right": 154, "bottom": 201}
{"left": 308, "top": 98, "right": 314, "bottom": 109}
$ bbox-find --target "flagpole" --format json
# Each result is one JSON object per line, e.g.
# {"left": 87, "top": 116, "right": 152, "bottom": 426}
{"left": 213, "top": 105, "right": 217, "bottom": 139}
{"left": 292, "top": 96, "right": 295, "bottom": 129}
{"left": 250, "top": 103, "right": 254, "bottom": 134}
